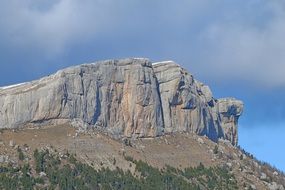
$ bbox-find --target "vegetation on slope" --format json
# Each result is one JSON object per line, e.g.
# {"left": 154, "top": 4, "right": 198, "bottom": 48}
{"left": 0, "top": 149, "right": 239, "bottom": 190}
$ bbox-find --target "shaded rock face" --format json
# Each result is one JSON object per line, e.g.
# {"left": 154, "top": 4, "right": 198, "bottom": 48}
{"left": 153, "top": 61, "right": 243, "bottom": 145}
{"left": 0, "top": 58, "right": 243, "bottom": 145}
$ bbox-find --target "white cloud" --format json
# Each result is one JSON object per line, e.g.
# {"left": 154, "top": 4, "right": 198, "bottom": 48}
{"left": 190, "top": 0, "right": 285, "bottom": 88}
{"left": 0, "top": 0, "right": 285, "bottom": 88}
{"left": 0, "top": 0, "right": 219, "bottom": 54}
{"left": 0, "top": 0, "right": 124, "bottom": 54}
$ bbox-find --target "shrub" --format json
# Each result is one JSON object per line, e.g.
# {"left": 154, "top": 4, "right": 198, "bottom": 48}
{"left": 213, "top": 145, "right": 219, "bottom": 154}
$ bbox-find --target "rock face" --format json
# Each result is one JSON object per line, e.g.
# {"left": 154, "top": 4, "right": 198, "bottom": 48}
{"left": 0, "top": 58, "right": 243, "bottom": 145}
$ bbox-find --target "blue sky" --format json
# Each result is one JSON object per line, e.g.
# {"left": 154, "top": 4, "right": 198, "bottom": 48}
{"left": 0, "top": 0, "right": 284, "bottom": 171}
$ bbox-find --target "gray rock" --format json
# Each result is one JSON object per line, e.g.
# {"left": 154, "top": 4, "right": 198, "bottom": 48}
{"left": 0, "top": 155, "right": 5, "bottom": 163}
{"left": 39, "top": 172, "right": 47, "bottom": 177}
{"left": 226, "top": 162, "right": 233, "bottom": 168}
{"left": 260, "top": 172, "right": 267, "bottom": 180}
{"left": 0, "top": 58, "right": 243, "bottom": 145}
{"left": 197, "top": 138, "right": 204, "bottom": 144}
{"left": 268, "top": 182, "right": 284, "bottom": 190}
{"left": 0, "top": 155, "right": 8, "bottom": 163}
{"left": 217, "top": 98, "right": 243, "bottom": 146}
{"left": 273, "top": 171, "right": 279, "bottom": 176}
{"left": 9, "top": 140, "right": 15, "bottom": 147}
{"left": 153, "top": 61, "right": 243, "bottom": 145}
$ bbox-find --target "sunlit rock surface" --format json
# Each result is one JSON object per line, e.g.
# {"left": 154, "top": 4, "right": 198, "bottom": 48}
{"left": 0, "top": 58, "right": 243, "bottom": 145}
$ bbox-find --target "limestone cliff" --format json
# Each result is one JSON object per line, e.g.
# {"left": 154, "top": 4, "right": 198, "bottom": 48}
{"left": 0, "top": 58, "right": 243, "bottom": 145}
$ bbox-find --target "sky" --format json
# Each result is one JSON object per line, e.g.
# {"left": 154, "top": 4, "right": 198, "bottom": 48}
{"left": 0, "top": 0, "right": 284, "bottom": 171}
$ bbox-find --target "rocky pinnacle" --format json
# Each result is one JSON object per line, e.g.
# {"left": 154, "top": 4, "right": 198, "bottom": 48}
{"left": 0, "top": 58, "right": 243, "bottom": 145}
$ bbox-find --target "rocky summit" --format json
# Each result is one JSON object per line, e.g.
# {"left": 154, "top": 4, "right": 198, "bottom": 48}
{"left": 0, "top": 58, "right": 243, "bottom": 145}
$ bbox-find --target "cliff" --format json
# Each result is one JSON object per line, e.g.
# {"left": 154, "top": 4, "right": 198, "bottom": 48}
{"left": 0, "top": 58, "right": 243, "bottom": 145}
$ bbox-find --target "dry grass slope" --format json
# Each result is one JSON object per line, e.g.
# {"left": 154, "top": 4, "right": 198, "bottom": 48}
{"left": 0, "top": 124, "right": 284, "bottom": 189}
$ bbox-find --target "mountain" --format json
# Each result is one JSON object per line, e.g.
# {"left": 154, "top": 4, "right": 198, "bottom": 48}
{"left": 0, "top": 58, "right": 243, "bottom": 145}
{"left": 0, "top": 58, "right": 284, "bottom": 189}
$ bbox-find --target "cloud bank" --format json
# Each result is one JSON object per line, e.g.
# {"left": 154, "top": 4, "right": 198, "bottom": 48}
{"left": 0, "top": 0, "right": 285, "bottom": 88}
{"left": 193, "top": 0, "right": 285, "bottom": 88}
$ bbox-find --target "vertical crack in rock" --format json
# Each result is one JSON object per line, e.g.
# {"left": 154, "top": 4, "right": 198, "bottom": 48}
{"left": 153, "top": 70, "right": 165, "bottom": 135}
{"left": 92, "top": 82, "right": 101, "bottom": 126}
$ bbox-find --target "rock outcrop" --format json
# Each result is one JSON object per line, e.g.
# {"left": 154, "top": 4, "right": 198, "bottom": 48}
{"left": 0, "top": 58, "right": 243, "bottom": 145}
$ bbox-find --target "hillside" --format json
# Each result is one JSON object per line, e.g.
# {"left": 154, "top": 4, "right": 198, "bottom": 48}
{"left": 0, "top": 125, "right": 284, "bottom": 189}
